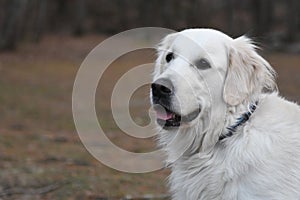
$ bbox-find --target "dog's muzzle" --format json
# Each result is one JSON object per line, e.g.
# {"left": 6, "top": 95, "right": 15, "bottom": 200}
{"left": 151, "top": 78, "right": 201, "bottom": 129}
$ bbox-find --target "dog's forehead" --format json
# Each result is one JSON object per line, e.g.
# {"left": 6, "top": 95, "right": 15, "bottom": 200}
{"left": 178, "top": 30, "right": 229, "bottom": 48}
{"left": 169, "top": 29, "right": 231, "bottom": 60}
{"left": 180, "top": 29, "right": 231, "bottom": 42}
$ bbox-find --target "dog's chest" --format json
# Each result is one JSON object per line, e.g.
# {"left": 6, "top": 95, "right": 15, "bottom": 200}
{"left": 170, "top": 152, "right": 230, "bottom": 200}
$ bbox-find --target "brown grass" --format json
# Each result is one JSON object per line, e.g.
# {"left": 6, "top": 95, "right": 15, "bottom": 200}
{"left": 0, "top": 34, "right": 169, "bottom": 200}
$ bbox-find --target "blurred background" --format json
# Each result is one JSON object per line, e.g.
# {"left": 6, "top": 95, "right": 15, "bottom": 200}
{"left": 0, "top": 0, "right": 299, "bottom": 199}
{"left": 1, "top": 0, "right": 300, "bottom": 50}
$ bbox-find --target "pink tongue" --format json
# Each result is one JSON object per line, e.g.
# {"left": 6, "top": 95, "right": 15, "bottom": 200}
{"left": 156, "top": 111, "right": 173, "bottom": 120}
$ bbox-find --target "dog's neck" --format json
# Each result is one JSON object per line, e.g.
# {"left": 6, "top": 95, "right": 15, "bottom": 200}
{"left": 219, "top": 101, "right": 258, "bottom": 141}
{"left": 191, "top": 99, "right": 259, "bottom": 155}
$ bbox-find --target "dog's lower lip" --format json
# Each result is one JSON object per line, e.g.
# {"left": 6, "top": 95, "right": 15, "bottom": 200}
{"left": 153, "top": 104, "right": 201, "bottom": 128}
{"left": 181, "top": 108, "right": 201, "bottom": 122}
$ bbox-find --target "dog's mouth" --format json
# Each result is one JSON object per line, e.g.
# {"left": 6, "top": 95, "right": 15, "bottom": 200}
{"left": 153, "top": 104, "right": 201, "bottom": 129}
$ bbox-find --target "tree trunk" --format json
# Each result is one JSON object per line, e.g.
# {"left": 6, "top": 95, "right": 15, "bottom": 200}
{"left": 286, "top": 0, "right": 298, "bottom": 42}
{"left": 252, "top": 0, "right": 272, "bottom": 36}
{"left": 73, "top": 0, "right": 86, "bottom": 36}
{"left": 33, "top": 0, "right": 48, "bottom": 42}
{"left": 0, "top": 0, "right": 28, "bottom": 50}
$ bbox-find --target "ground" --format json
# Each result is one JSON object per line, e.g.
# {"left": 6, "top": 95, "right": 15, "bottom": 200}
{"left": 0, "top": 34, "right": 299, "bottom": 200}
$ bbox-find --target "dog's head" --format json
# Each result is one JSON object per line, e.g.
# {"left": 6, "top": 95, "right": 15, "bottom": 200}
{"left": 151, "top": 29, "right": 276, "bottom": 153}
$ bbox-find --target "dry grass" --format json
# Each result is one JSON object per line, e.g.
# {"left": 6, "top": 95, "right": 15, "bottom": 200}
{"left": 0, "top": 34, "right": 168, "bottom": 200}
{"left": 0, "top": 34, "right": 298, "bottom": 199}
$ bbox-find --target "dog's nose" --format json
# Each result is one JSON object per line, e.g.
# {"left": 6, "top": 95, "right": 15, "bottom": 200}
{"left": 151, "top": 78, "right": 174, "bottom": 98}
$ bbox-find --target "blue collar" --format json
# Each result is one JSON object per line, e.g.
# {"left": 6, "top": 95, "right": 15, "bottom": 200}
{"left": 219, "top": 101, "right": 258, "bottom": 141}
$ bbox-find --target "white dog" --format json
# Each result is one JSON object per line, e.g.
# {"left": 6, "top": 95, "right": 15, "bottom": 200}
{"left": 151, "top": 28, "right": 300, "bottom": 200}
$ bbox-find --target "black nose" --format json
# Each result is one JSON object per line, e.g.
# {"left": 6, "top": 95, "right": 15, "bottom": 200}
{"left": 151, "top": 78, "right": 174, "bottom": 98}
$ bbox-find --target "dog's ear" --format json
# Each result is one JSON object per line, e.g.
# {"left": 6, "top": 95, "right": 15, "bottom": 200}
{"left": 223, "top": 36, "right": 277, "bottom": 106}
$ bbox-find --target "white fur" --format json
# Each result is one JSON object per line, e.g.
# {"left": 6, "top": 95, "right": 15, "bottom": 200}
{"left": 152, "top": 28, "right": 300, "bottom": 200}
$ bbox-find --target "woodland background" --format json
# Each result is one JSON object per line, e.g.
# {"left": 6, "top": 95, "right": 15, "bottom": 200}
{"left": 1, "top": 0, "right": 300, "bottom": 51}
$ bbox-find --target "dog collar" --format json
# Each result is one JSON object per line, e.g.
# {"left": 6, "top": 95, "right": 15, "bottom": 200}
{"left": 219, "top": 101, "right": 258, "bottom": 141}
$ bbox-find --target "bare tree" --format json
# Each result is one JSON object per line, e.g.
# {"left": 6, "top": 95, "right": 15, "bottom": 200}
{"left": 73, "top": 0, "right": 86, "bottom": 36}
{"left": 252, "top": 0, "right": 273, "bottom": 36}
{"left": 0, "top": 0, "right": 28, "bottom": 50}
{"left": 286, "top": 0, "right": 299, "bottom": 42}
{"left": 33, "top": 0, "right": 48, "bottom": 42}
{"left": 226, "top": 0, "right": 234, "bottom": 33}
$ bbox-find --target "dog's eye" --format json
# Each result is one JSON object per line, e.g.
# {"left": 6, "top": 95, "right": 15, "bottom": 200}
{"left": 165, "top": 52, "right": 174, "bottom": 63}
{"left": 195, "top": 58, "right": 211, "bottom": 70}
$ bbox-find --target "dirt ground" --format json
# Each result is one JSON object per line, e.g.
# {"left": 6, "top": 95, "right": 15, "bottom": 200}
{"left": 0, "top": 34, "right": 299, "bottom": 200}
